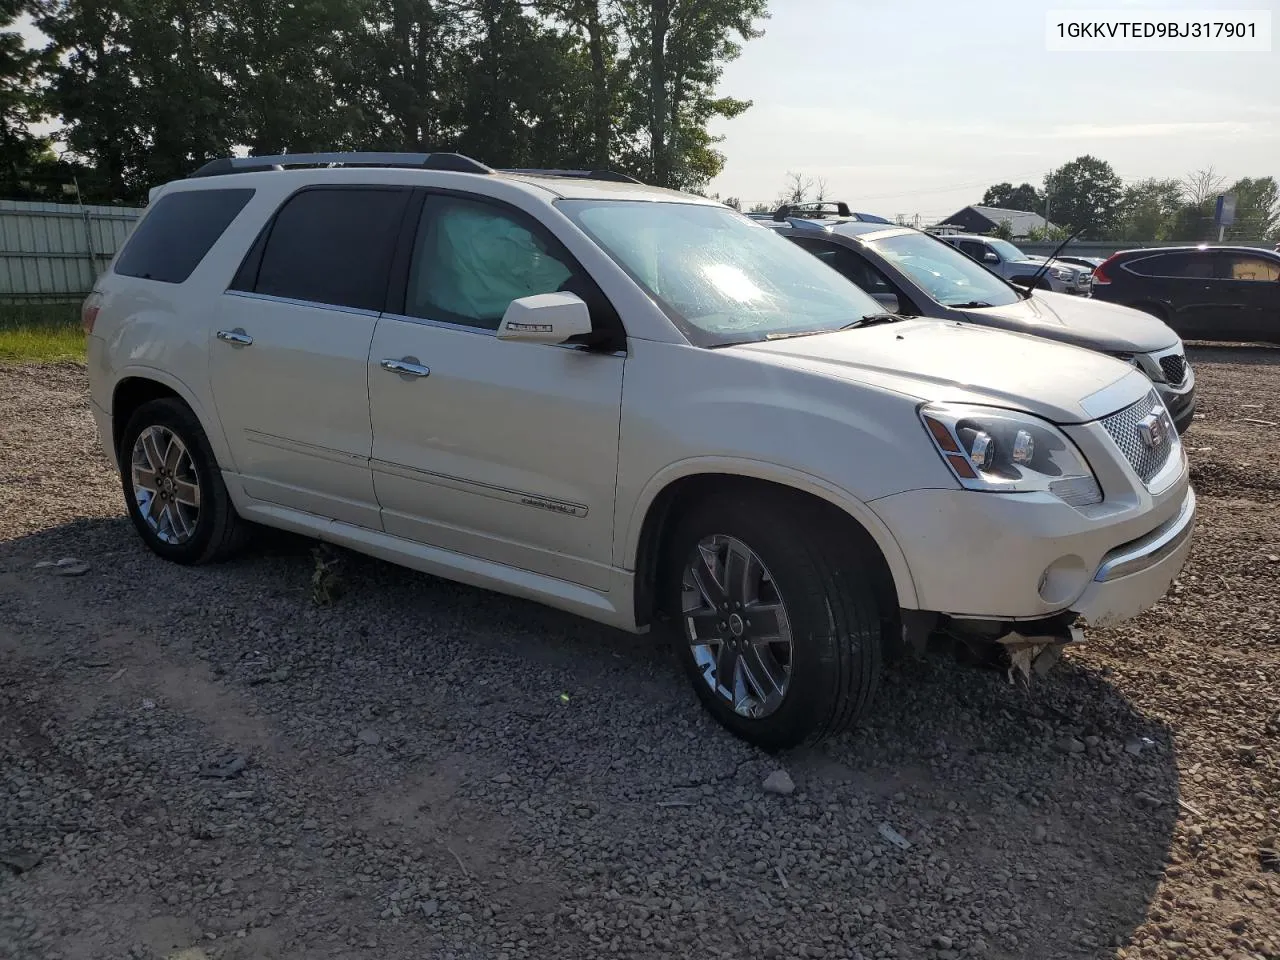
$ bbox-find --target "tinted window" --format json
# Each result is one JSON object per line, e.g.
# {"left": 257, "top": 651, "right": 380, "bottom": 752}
{"left": 115, "top": 188, "right": 254, "bottom": 284}
{"left": 1127, "top": 253, "right": 1213, "bottom": 279}
{"left": 1225, "top": 255, "right": 1280, "bottom": 282}
{"left": 957, "top": 240, "right": 987, "bottom": 259}
{"left": 790, "top": 238, "right": 893, "bottom": 295}
{"left": 406, "top": 195, "right": 581, "bottom": 331}
{"left": 251, "top": 187, "right": 409, "bottom": 311}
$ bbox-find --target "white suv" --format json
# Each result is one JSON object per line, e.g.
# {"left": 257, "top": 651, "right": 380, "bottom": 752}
{"left": 84, "top": 153, "right": 1196, "bottom": 749}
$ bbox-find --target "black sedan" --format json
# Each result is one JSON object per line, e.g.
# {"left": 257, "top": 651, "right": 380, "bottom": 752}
{"left": 1091, "top": 245, "right": 1280, "bottom": 344}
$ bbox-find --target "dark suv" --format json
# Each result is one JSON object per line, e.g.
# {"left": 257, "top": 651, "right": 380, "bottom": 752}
{"left": 1091, "top": 246, "right": 1280, "bottom": 344}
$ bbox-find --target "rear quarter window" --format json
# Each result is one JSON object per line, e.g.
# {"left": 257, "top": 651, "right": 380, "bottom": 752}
{"left": 114, "top": 188, "right": 256, "bottom": 284}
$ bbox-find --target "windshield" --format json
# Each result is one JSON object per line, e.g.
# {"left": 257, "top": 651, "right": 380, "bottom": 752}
{"left": 987, "top": 238, "right": 1027, "bottom": 261}
{"left": 871, "top": 232, "right": 1022, "bottom": 308}
{"left": 556, "top": 200, "right": 886, "bottom": 345}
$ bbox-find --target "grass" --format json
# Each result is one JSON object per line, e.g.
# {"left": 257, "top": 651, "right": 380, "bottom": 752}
{"left": 0, "top": 301, "right": 86, "bottom": 365}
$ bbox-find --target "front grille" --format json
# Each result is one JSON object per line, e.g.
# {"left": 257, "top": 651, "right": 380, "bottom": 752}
{"left": 1101, "top": 390, "right": 1176, "bottom": 484}
{"left": 1159, "top": 353, "right": 1187, "bottom": 384}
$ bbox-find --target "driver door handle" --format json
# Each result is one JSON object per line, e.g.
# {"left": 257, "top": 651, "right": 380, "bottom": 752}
{"left": 216, "top": 329, "right": 254, "bottom": 346}
{"left": 381, "top": 358, "right": 431, "bottom": 378}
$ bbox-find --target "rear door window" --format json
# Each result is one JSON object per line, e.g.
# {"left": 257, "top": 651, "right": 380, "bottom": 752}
{"left": 242, "top": 187, "right": 411, "bottom": 312}
{"left": 114, "top": 188, "right": 255, "bottom": 284}
{"left": 1126, "top": 253, "right": 1214, "bottom": 279}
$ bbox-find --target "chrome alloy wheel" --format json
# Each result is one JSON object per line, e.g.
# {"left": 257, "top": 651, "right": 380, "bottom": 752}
{"left": 681, "top": 534, "right": 794, "bottom": 719}
{"left": 130, "top": 426, "right": 201, "bottom": 545}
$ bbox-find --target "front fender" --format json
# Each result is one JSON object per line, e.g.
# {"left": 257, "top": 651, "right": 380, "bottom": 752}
{"left": 622, "top": 456, "right": 920, "bottom": 610}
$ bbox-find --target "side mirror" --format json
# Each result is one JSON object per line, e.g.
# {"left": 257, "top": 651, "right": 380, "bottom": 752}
{"left": 871, "top": 292, "right": 899, "bottom": 314}
{"left": 497, "top": 292, "right": 592, "bottom": 345}
{"left": 983, "top": 251, "right": 1000, "bottom": 264}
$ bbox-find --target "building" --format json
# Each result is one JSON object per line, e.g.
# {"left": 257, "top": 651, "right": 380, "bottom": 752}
{"left": 935, "top": 205, "right": 1059, "bottom": 239}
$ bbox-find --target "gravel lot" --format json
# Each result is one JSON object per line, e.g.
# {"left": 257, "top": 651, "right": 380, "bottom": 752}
{"left": 2, "top": 349, "right": 1278, "bottom": 960}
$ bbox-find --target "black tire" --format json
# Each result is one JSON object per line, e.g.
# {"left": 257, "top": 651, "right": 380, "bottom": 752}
{"left": 118, "top": 398, "right": 248, "bottom": 565}
{"left": 661, "top": 491, "right": 885, "bottom": 751}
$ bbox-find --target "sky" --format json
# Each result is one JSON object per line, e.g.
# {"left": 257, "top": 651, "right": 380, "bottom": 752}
{"left": 707, "top": 0, "right": 1279, "bottom": 221}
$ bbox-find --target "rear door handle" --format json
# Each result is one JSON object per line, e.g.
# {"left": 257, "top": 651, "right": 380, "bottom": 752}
{"left": 216, "top": 329, "right": 254, "bottom": 346}
{"left": 380, "top": 357, "right": 431, "bottom": 378}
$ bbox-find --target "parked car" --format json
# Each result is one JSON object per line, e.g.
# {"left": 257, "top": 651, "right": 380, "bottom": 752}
{"left": 933, "top": 232, "right": 1094, "bottom": 295}
{"left": 1054, "top": 255, "right": 1106, "bottom": 271}
{"left": 762, "top": 215, "right": 1196, "bottom": 433}
{"left": 84, "top": 152, "right": 1195, "bottom": 749}
{"left": 1091, "top": 245, "right": 1280, "bottom": 344}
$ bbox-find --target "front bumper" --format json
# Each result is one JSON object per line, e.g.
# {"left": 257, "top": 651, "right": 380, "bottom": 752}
{"left": 1071, "top": 486, "right": 1195, "bottom": 626}
{"left": 870, "top": 468, "right": 1193, "bottom": 626}
{"left": 1154, "top": 371, "right": 1196, "bottom": 435}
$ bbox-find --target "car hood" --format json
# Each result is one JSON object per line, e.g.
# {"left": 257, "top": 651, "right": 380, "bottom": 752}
{"left": 1024, "top": 256, "right": 1088, "bottom": 274}
{"left": 727, "top": 318, "right": 1151, "bottom": 424}
{"left": 960, "top": 290, "right": 1178, "bottom": 353}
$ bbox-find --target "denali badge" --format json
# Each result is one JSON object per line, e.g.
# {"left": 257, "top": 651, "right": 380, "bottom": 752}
{"left": 1137, "top": 407, "right": 1168, "bottom": 451}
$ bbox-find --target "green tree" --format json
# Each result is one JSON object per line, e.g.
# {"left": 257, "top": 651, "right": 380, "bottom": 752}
{"left": 1115, "top": 177, "right": 1184, "bottom": 241}
{"left": 1043, "top": 155, "right": 1123, "bottom": 238}
{"left": 1225, "top": 176, "right": 1279, "bottom": 240}
{"left": 619, "top": 0, "right": 767, "bottom": 190}
{"left": 987, "top": 217, "right": 1014, "bottom": 240}
{"left": 980, "top": 181, "right": 1041, "bottom": 212}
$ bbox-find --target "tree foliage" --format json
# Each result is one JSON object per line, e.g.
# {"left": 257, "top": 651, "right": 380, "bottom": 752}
{"left": 980, "top": 181, "right": 1041, "bottom": 212}
{"left": 1043, "top": 155, "right": 1123, "bottom": 239}
{"left": 23, "top": 0, "right": 768, "bottom": 202}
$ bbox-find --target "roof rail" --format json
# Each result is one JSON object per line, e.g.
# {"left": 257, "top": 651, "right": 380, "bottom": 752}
{"left": 188, "top": 152, "right": 494, "bottom": 178}
{"left": 499, "top": 168, "right": 644, "bottom": 184}
{"left": 774, "top": 201, "right": 852, "bottom": 221}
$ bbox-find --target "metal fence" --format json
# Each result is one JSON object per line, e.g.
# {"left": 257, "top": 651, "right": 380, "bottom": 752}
{"left": 0, "top": 199, "right": 144, "bottom": 304}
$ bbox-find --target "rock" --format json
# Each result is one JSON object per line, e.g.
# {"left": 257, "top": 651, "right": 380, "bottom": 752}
{"left": 35, "top": 557, "right": 90, "bottom": 576}
{"left": 419, "top": 900, "right": 440, "bottom": 917}
{"left": 270, "top": 667, "right": 291, "bottom": 683}
{"left": 0, "top": 850, "right": 43, "bottom": 874}
{"left": 762, "top": 770, "right": 795, "bottom": 796}
{"left": 1125, "top": 736, "right": 1154, "bottom": 756}
{"left": 1057, "top": 737, "right": 1085, "bottom": 755}
{"left": 199, "top": 755, "right": 247, "bottom": 779}
{"left": 1032, "top": 825, "right": 1047, "bottom": 843}
{"left": 357, "top": 729, "right": 382, "bottom": 746}
{"left": 934, "top": 934, "right": 954, "bottom": 949}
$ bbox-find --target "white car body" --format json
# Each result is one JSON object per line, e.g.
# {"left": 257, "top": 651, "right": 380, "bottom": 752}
{"left": 85, "top": 157, "right": 1195, "bottom": 745}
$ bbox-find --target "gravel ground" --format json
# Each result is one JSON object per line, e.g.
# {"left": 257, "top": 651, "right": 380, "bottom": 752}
{"left": 1, "top": 348, "right": 1277, "bottom": 960}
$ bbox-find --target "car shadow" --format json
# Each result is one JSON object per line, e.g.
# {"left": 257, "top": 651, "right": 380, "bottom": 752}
{"left": 1186, "top": 341, "right": 1280, "bottom": 366}
{"left": 2, "top": 515, "right": 1179, "bottom": 958}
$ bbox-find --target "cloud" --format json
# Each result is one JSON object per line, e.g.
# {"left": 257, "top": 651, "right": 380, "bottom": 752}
{"left": 1037, "top": 120, "right": 1278, "bottom": 140}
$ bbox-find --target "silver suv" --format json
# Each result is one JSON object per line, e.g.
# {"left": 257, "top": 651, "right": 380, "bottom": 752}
{"left": 937, "top": 233, "right": 1094, "bottom": 295}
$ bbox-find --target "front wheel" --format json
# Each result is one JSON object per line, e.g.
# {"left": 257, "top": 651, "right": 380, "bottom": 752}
{"left": 662, "top": 492, "right": 886, "bottom": 751}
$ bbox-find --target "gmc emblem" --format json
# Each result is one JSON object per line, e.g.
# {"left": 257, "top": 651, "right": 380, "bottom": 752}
{"left": 1137, "top": 407, "right": 1169, "bottom": 451}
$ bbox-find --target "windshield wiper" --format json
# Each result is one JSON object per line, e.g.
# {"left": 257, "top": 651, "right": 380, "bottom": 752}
{"left": 761, "top": 313, "right": 904, "bottom": 341}
{"left": 839, "top": 312, "right": 903, "bottom": 329}
{"left": 948, "top": 300, "right": 994, "bottom": 309}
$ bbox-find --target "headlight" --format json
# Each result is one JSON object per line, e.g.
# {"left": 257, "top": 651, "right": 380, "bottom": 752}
{"left": 920, "top": 404, "right": 1102, "bottom": 506}
{"left": 1052, "top": 267, "right": 1073, "bottom": 281}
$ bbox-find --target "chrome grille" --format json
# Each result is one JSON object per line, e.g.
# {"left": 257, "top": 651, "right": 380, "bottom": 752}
{"left": 1159, "top": 353, "right": 1187, "bottom": 384}
{"left": 1101, "top": 390, "right": 1176, "bottom": 484}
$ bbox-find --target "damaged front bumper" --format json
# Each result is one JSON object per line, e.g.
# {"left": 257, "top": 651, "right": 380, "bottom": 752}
{"left": 896, "top": 485, "right": 1197, "bottom": 681}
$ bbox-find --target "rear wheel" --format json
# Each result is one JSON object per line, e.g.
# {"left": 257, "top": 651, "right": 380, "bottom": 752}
{"left": 662, "top": 491, "right": 885, "bottom": 750}
{"left": 119, "top": 398, "right": 247, "bottom": 565}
